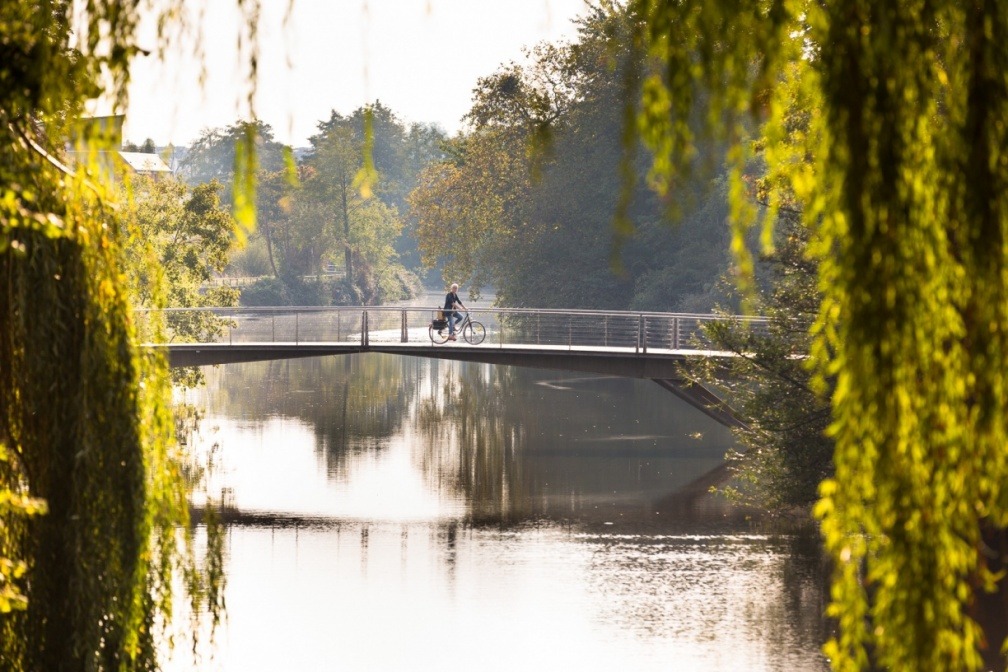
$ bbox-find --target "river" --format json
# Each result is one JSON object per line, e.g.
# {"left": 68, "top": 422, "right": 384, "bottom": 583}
{"left": 164, "top": 340, "right": 831, "bottom": 671}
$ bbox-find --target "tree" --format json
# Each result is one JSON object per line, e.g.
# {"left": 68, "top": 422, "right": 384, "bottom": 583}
{"left": 302, "top": 106, "right": 409, "bottom": 303}
{"left": 627, "top": 0, "right": 1008, "bottom": 668}
{"left": 179, "top": 120, "right": 288, "bottom": 187}
{"left": 409, "top": 6, "right": 732, "bottom": 311}
{"left": 124, "top": 176, "right": 240, "bottom": 387}
{"left": 122, "top": 137, "right": 156, "bottom": 153}
{"left": 125, "top": 177, "right": 239, "bottom": 309}
{"left": 306, "top": 123, "right": 363, "bottom": 286}
{"left": 251, "top": 167, "right": 289, "bottom": 280}
{"left": 0, "top": 2, "right": 230, "bottom": 668}
{"left": 694, "top": 214, "right": 832, "bottom": 511}
{"left": 410, "top": 128, "right": 533, "bottom": 296}
{"left": 395, "top": 122, "right": 448, "bottom": 272}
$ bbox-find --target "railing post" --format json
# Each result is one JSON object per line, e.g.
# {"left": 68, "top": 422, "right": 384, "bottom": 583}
{"left": 642, "top": 315, "right": 647, "bottom": 353}
{"left": 337, "top": 310, "right": 341, "bottom": 342}
{"left": 636, "top": 314, "right": 642, "bottom": 354}
{"left": 271, "top": 314, "right": 275, "bottom": 342}
{"left": 604, "top": 315, "right": 609, "bottom": 347}
{"left": 362, "top": 310, "right": 368, "bottom": 346}
{"left": 672, "top": 316, "right": 679, "bottom": 350}
{"left": 295, "top": 312, "right": 300, "bottom": 345}
{"left": 401, "top": 310, "right": 407, "bottom": 343}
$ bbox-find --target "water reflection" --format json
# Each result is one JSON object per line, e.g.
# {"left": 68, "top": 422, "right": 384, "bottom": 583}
{"left": 175, "top": 355, "right": 829, "bottom": 671}
{"left": 192, "top": 355, "right": 735, "bottom": 525}
{"left": 166, "top": 521, "right": 828, "bottom": 672}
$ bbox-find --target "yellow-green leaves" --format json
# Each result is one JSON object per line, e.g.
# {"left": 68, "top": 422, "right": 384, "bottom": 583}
{"left": 232, "top": 123, "right": 259, "bottom": 245}
{"left": 0, "top": 442, "right": 47, "bottom": 615}
{"left": 352, "top": 107, "right": 378, "bottom": 200}
{"left": 630, "top": 0, "right": 1008, "bottom": 669}
{"left": 1, "top": 1, "right": 233, "bottom": 666}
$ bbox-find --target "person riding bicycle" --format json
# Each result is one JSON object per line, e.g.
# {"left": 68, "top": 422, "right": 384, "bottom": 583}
{"left": 443, "top": 283, "right": 466, "bottom": 341}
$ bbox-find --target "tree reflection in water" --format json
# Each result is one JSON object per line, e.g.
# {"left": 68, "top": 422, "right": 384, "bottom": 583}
{"left": 182, "top": 355, "right": 831, "bottom": 672}
{"left": 413, "top": 356, "right": 739, "bottom": 526}
{"left": 197, "top": 353, "right": 742, "bottom": 525}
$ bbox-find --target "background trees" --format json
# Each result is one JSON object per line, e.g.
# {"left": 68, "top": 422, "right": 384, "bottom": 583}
{"left": 301, "top": 110, "right": 408, "bottom": 302}
{"left": 184, "top": 105, "right": 442, "bottom": 305}
{"left": 408, "top": 7, "right": 732, "bottom": 310}
{"left": 299, "top": 104, "right": 444, "bottom": 302}
{"left": 179, "top": 120, "right": 288, "bottom": 189}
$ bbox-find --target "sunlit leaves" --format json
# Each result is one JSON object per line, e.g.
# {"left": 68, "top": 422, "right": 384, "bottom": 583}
{"left": 628, "top": 0, "right": 804, "bottom": 295}
{"left": 352, "top": 107, "right": 377, "bottom": 200}
{"left": 0, "top": 188, "right": 66, "bottom": 247}
{"left": 0, "top": 441, "right": 46, "bottom": 615}
{"left": 124, "top": 175, "right": 239, "bottom": 390}
{"left": 0, "top": 1, "right": 238, "bottom": 667}
{"left": 630, "top": 0, "right": 1008, "bottom": 669}
{"left": 125, "top": 177, "right": 238, "bottom": 306}
{"left": 232, "top": 124, "right": 258, "bottom": 244}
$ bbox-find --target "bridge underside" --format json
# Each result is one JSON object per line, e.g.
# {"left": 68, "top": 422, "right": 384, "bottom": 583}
{"left": 164, "top": 343, "right": 362, "bottom": 368}
{"left": 159, "top": 343, "right": 747, "bottom": 429}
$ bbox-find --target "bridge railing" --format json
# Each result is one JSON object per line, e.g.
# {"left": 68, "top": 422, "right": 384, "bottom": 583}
{"left": 138, "top": 306, "right": 770, "bottom": 353}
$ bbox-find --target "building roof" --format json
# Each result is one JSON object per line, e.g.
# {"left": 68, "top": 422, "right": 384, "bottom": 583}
{"left": 118, "top": 151, "right": 171, "bottom": 174}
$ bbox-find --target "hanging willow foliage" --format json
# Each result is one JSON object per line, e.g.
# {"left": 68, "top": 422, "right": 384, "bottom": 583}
{"left": 0, "top": 1, "right": 248, "bottom": 668}
{"left": 626, "top": 0, "right": 1008, "bottom": 669}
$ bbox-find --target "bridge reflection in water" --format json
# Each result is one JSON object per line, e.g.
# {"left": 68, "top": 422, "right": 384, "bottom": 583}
{"left": 142, "top": 306, "right": 768, "bottom": 428}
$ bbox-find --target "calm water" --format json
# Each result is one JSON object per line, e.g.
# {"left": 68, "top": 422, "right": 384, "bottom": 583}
{"left": 165, "top": 351, "right": 830, "bottom": 671}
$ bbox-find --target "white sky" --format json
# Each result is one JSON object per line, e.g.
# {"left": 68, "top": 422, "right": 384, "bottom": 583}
{"left": 121, "top": 0, "right": 589, "bottom": 147}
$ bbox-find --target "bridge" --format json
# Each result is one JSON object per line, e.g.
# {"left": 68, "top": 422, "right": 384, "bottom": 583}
{"left": 143, "top": 306, "right": 766, "bottom": 428}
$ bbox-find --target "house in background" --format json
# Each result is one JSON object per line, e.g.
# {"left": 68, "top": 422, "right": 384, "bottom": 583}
{"left": 68, "top": 115, "right": 172, "bottom": 180}
{"left": 118, "top": 151, "right": 171, "bottom": 177}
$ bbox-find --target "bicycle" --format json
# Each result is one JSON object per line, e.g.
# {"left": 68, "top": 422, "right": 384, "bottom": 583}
{"left": 429, "top": 310, "right": 486, "bottom": 345}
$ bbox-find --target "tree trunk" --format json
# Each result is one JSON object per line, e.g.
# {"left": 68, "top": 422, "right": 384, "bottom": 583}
{"left": 973, "top": 524, "right": 1008, "bottom": 670}
{"left": 263, "top": 224, "right": 279, "bottom": 279}
{"left": 340, "top": 172, "right": 354, "bottom": 288}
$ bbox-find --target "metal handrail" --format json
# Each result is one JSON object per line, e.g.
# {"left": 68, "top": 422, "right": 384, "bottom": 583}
{"left": 145, "top": 305, "right": 768, "bottom": 320}
{"left": 136, "top": 305, "right": 774, "bottom": 353}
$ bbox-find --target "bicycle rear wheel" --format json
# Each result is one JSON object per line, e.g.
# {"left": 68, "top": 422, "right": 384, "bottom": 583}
{"left": 429, "top": 323, "right": 450, "bottom": 344}
{"left": 464, "top": 321, "right": 486, "bottom": 345}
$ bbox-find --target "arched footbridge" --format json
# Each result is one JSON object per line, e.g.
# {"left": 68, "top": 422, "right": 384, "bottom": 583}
{"left": 143, "top": 306, "right": 767, "bottom": 428}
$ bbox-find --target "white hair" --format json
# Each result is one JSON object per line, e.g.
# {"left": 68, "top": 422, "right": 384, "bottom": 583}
{"left": 450, "top": 283, "right": 459, "bottom": 291}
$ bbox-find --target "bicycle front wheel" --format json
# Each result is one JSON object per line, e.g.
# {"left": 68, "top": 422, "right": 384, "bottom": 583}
{"left": 464, "top": 321, "right": 486, "bottom": 345}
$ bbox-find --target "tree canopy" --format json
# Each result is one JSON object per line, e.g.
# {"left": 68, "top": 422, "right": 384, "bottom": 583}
{"left": 624, "top": 0, "right": 1008, "bottom": 668}
{"left": 182, "top": 104, "right": 443, "bottom": 306}
{"left": 408, "top": 7, "right": 733, "bottom": 310}
{"left": 1, "top": 2, "right": 228, "bottom": 668}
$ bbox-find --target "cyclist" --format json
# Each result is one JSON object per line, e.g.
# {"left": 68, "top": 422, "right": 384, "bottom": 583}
{"left": 443, "top": 283, "right": 467, "bottom": 341}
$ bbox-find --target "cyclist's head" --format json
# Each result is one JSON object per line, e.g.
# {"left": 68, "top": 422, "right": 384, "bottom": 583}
{"left": 450, "top": 283, "right": 459, "bottom": 291}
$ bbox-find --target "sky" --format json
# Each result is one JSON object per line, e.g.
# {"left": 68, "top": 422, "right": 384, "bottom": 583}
{"left": 120, "top": 0, "right": 590, "bottom": 148}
